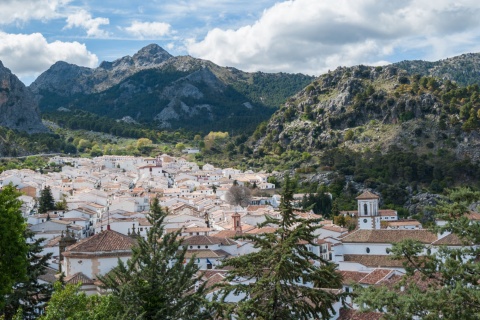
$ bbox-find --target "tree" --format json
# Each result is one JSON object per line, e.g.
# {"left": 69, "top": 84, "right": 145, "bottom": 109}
{"left": 3, "top": 228, "right": 53, "bottom": 319}
{"left": 212, "top": 176, "right": 343, "bottom": 319}
{"left": 38, "top": 187, "right": 55, "bottom": 214}
{"left": 354, "top": 187, "right": 480, "bottom": 319}
{"left": 99, "top": 198, "right": 208, "bottom": 319}
{"left": 0, "top": 185, "right": 28, "bottom": 312}
{"left": 225, "top": 185, "right": 252, "bottom": 208}
{"left": 40, "top": 282, "right": 120, "bottom": 320}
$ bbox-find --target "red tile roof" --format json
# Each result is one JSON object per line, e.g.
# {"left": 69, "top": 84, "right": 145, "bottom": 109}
{"left": 341, "top": 229, "right": 437, "bottom": 244}
{"left": 343, "top": 254, "right": 405, "bottom": 268}
{"left": 359, "top": 269, "right": 394, "bottom": 285}
{"left": 356, "top": 191, "right": 380, "bottom": 200}
{"left": 338, "top": 308, "right": 383, "bottom": 320}
{"left": 64, "top": 230, "right": 136, "bottom": 254}
{"left": 64, "top": 272, "right": 94, "bottom": 285}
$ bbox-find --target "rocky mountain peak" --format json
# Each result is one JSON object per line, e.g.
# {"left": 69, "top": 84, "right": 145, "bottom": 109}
{"left": 132, "top": 44, "right": 173, "bottom": 67}
{"left": 0, "top": 61, "right": 47, "bottom": 133}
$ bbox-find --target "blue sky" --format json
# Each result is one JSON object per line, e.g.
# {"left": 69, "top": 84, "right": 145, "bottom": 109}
{"left": 2, "top": 0, "right": 480, "bottom": 85}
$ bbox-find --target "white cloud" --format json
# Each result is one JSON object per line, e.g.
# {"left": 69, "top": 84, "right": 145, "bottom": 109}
{"left": 64, "top": 9, "right": 110, "bottom": 38}
{"left": 0, "top": 0, "right": 71, "bottom": 25}
{"left": 0, "top": 31, "right": 98, "bottom": 83}
{"left": 187, "top": 0, "right": 480, "bottom": 75}
{"left": 124, "top": 21, "right": 172, "bottom": 39}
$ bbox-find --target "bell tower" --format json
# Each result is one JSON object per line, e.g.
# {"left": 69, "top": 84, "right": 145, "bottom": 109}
{"left": 356, "top": 191, "right": 381, "bottom": 229}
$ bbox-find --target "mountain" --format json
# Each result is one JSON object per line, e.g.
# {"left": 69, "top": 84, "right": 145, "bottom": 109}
{"left": 254, "top": 64, "right": 480, "bottom": 162}
{"left": 0, "top": 61, "right": 46, "bottom": 133}
{"left": 30, "top": 44, "right": 314, "bottom": 133}
{"left": 393, "top": 53, "right": 480, "bottom": 87}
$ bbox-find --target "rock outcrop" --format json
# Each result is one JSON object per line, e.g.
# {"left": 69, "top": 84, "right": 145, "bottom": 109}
{"left": 0, "top": 61, "right": 47, "bottom": 133}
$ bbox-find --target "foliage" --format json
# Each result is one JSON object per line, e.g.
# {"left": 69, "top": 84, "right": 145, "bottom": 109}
{"left": 225, "top": 185, "right": 252, "bottom": 208}
{"left": 98, "top": 198, "right": 208, "bottom": 319}
{"left": 212, "top": 177, "right": 343, "bottom": 319}
{"left": 40, "top": 282, "right": 120, "bottom": 320}
{"left": 0, "top": 185, "right": 28, "bottom": 311}
{"left": 38, "top": 186, "right": 55, "bottom": 214}
{"left": 2, "top": 227, "right": 53, "bottom": 319}
{"left": 354, "top": 187, "right": 480, "bottom": 319}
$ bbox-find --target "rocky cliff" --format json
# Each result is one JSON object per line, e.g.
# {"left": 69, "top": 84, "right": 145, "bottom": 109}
{"left": 0, "top": 61, "right": 47, "bottom": 133}
{"left": 254, "top": 64, "right": 480, "bottom": 161}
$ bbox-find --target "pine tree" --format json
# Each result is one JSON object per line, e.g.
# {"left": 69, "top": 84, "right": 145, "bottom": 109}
{"left": 3, "top": 229, "right": 53, "bottom": 319}
{"left": 0, "top": 184, "right": 28, "bottom": 313}
{"left": 354, "top": 187, "right": 480, "bottom": 319}
{"left": 212, "top": 176, "right": 343, "bottom": 319}
{"left": 99, "top": 198, "right": 208, "bottom": 319}
{"left": 38, "top": 187, "right": 55, "bottom": 214}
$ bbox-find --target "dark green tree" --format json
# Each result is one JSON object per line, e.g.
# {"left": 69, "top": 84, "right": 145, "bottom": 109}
{"left": 38, "top": 187, "right": 55, "bottom": 214}
{"left": 0, "top": 184, "right": 28, "bottom": 312}
{"left": 99, "top": 198, "right": 208, "bottom": 319}
{"left": 212, "top": 176, "right": 343, "bottom": 319}
{"left": 354, "top": 187, "right": 480, "bottom": 319}
{"left": 3, "top": 229, "right": 53, "bottom": 320}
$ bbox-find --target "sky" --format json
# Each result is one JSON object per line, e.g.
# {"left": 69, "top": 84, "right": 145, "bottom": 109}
{"left": 2, "top": 0, "right": 480, "bottom": 85}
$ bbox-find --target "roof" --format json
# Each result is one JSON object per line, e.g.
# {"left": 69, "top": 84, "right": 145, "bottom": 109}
{"left": 338, "top": 270, "right": 369, "bottom": 284}
{"left": 341, "top": 229, "right": 437, "bottom": 244}
{"left": 64, "top": 272, "right": 94, "bottom": 285}
{"left": 338, "top": 308, "right": 383, "bottom": 320}
{"left": 184, "top": 249, "right": 230, "bottom": 259}
{"left": 64, "top": 230, "right": 136, "bottom": 254}
{"left": 182, "top": 235, "right": 236, "bottom": 246}
{"left": 431, "top": 233, "right": 464, "bottom": 246}
{"left": 356, "top": 190, "right": 380, "bottom": 200}
{"left": 343, "top": 254, "right": 405, "bottom": 268}
{"left": 359, "top": 269, "right": 395, "bottom": 285}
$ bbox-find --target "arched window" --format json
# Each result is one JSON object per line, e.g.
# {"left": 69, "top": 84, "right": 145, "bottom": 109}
{"left": 366, "top": 247, "right": 370, "bottom": 253}
{"left": 364, "top": 203, "right": 368, "bottom": 216}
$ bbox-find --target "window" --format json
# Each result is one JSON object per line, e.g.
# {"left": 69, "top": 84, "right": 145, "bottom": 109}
{"left": 366, "top": 247, "right": 370, "bottom": 253}
{"left": 197, "top": 245, "right": 201, "bottom": 249}
{"left": 363, "top": 219, "right": 367, "bottom": 223}
{"left": 205, "top": 245, "right": 209, "bottom": 249}
{"left": 190, "top": 246, "right": 193, "bottom": 249}
{"left": 364, "top": 203, "right": 368, "bottom": 215}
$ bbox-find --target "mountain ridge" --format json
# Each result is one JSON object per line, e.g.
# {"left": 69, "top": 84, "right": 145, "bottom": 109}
{"left": 30, "top": 44, "right": 314, "bottom": 133}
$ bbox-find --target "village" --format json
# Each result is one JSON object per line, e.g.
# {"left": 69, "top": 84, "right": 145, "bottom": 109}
{"left": 1, "top": 154, "right": 478, "bottom": 319}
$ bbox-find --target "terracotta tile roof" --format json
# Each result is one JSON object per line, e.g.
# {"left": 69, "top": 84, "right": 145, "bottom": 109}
{"left": 45, "top": 235, "right": 62, "bottom": 248}
{"left": 38, "top": 267, "right": 58, "bottom": 284}
{"left": 338, "top": 308, "right": 383, "bottom": 320}
{"left": 64, "top": 230, "right": 136, "bottom": 254}
{"left": 245, "top": 226, "right": 277, "bottom": 234}
{"left": 212, "top": 230, "right": 237, "bottom": 238}
{"left": 378, "top": 209, "right": 397, "bottom": 216}
{"left": 182, "top": 235, "right": 223, "bottom": 246}
{"left": 64, "top": 272, "right": 94, "bottom": 285}
{"left": 467, "top": 211, "right": 480, "bottom": 221}
{"left": 431, "top": 233, "right": 464, "bottom": 246}
{"left": 341, "top": 229, "right": 437, "bottom": 244}
{"left": 343, "top": 254, "right": 405, "bottom": 268}
{"left": 338, "top": 270, "right": 369, "bottom": 284}
{"left": 356, "top": 190, "right": 380, "bottom": 200}
{"left": 359, "top": 269, "right": 394, "bottom": 285}
{"left": 184, "top": 249, "right": 230, "bottom": 259}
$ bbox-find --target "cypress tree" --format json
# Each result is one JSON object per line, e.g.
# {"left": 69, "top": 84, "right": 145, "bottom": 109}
{"left": 213, "top": 176, "right": 343, "bottom": 319}
{"left": 4, "top": 229, "right": 53, "bottom": 319}
{"left": 38, "top": 187, "right": 55, "bottom": 214}
{"left": 99, "top": 198, "right": 208, "bottom": 319}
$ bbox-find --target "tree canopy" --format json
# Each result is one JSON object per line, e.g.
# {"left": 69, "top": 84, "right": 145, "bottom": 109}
{"left": 0, "top": 185, "right": 28, "bottom": 312}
